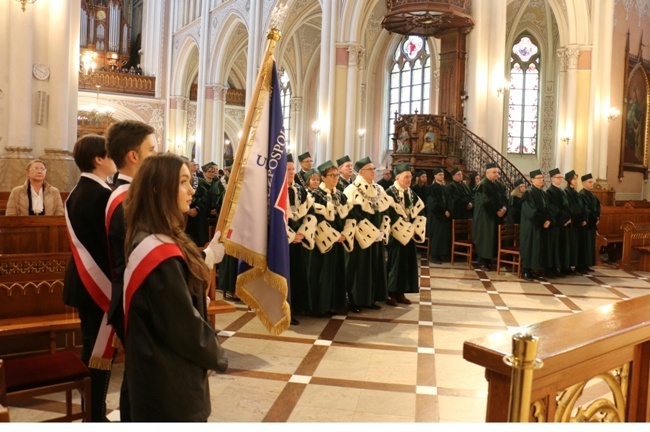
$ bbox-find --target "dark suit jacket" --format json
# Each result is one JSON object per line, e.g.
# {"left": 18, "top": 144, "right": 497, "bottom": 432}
{"left": 63, "top": 175, "right": 113, "bottom": 310}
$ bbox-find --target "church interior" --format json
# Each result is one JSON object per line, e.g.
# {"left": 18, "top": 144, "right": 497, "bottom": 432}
{"left": 2, "top": 0, "right": 650, "bottom": 424}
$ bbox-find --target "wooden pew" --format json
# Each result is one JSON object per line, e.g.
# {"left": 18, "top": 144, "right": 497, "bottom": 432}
{"left": 0, "top": 216, "right": 70, "bottom": 254}
{"left": 0, "top": 252, "right": 81, "bottom": 358}
{"left": 0, "top": 216, "right": 235, "bottom": 359}
{"left": 463, "top": 294, "right": 650, "bottom": 422}
{"left": 620, "top": 221, "right": 650, "bottom": 271}
{"left": 596, "top": 206, "right": 650, "bottom": 266}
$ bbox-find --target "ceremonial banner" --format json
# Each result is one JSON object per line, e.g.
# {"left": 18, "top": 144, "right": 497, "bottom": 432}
{"left": 221, "top": 55, "right": 291, "bottom": 335}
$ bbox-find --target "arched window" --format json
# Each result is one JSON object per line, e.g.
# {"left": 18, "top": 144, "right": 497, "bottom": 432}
{"left": 507, "top": 35, "right": 540, "bottom": 155}
{"left": 279, "top": 69, "right": 291, "bottom": 147}
{"left": 387, "top": 35, "right": 431, "bottom": 149}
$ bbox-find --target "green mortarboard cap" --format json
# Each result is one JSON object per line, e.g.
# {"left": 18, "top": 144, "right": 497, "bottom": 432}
{"left": 317, "top": 160, "right": 335, "bottom": 174}
{"left": 336, "top": 155, "right": 351, "bottom": 166}
{"left": 548, "top": 168, "right": 561, "bottom": 177}
{"left": 450, "top": 167, "right": 461, "bottom": 176}
{"left": 302, "top": 168, "right": 319, "bottom": 181}
{"left": 432, "top": 167, "right": 443, "bottom": 175}
{"left": 485, "top": 162, "right": 498, "bottom": 170}
{"left": 529, "top": 169, "right": 543, "bottom": 178}
{"left": 354, "top": 156, "right": 372, "bottom": 172}
{"left": 287, "top": 154, "right": 294, "bottom": 163}
{"left": 581, "top": 173, "right": 593, "bottom": 182}
{"left": 565, "top": 170, "right": 576, "bottom": 182}
{"left": 298, "top": 152, "right": 312, "bottom": 162}
{"left": 514, "top": 179, "right": 525, "bottom": 187}
{"left": 394, "top": 164, "right": 410, "bottom": 176}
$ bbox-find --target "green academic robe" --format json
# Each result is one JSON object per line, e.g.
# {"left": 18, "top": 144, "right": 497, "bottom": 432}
{"left": 385, "top": 185, "right": 425, "bottom": 296}
{"left": 307, "top": 185, "right": 350, "bottom": 314}
{"left": 343, "top": 179, "right": 390, "bottom": 308}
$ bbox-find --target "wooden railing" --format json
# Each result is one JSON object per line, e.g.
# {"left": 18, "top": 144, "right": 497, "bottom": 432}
{"left": 78, "top": 71, "right": 155, "bottom": 97}
{"left": 463, "top": 294, "right": 650, "bottom": 422}
{"left": 446, "top": 118, "right": 531, "bottom": 191}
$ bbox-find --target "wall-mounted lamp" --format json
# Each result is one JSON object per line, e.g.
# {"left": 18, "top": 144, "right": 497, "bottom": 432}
{"left": 607, "top": 107, "right": 620, "bottom": 121}
{"left": 357, "top": 128, "right": 366, "bottom": 138}
{"left": 312, "top": 121, "right": 321, "bottom": 136}
{"left": 15, "top": 0, "right": 37, "bottom": 12}
{"left": 496, "top": 81, "right": 510, "bottom": 97}
{"left": 560, "top": 136, "right": 570, "bottom": 146}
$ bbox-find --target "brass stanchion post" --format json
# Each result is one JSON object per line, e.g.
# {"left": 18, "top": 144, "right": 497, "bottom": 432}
{"left": 503, "top": 332, "right": 543, "bottom": 422}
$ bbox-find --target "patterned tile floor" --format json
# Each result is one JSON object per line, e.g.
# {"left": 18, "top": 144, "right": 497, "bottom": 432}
{"left": 9, "top": 257, "right": 650, "bottom": 423}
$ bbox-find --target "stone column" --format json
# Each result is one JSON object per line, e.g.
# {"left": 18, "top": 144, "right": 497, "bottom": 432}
{"left": 289, "top": 96, "right": 302, "bottom": 156}
{"left": 558, "top": 46, "right": 580, "bottom": 173}
{"left": 210, "top": 84, "right": 228, "bottom": 165}
{"left": 556, "top": 48, "right": 568, "bottom": 171}
{"left": 344, "top": 43, "right": 365, "bottom": 160}
{"left": 169, "top": 96, "right": 189, "bottom": 155}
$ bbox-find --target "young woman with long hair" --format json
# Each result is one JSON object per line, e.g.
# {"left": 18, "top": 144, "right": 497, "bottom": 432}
{"left": 122, "top": 153, "right": 227, "bottom": 421}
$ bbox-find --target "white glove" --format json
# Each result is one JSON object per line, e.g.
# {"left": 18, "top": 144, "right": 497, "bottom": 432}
{"left": 204, "top": 230, "right": 225, "bottom": 268}
{"left": 375, "top": 232, "right": 385, "bottom": 242}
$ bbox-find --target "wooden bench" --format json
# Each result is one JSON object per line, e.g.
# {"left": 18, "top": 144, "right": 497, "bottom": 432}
{"left": 596, "top": 206, "right": 650, "bottom": 266}
{"left": 619, "top": 221, "right": 650, "bottom": 271}
{"left": 0, "top": 216, "right": 70, "bottom": 254}
{"left": 0, "top": 252, "right": 81, "bottom": 358}
{"left": 463, "top": 294, "right": 650, "bottom": 422}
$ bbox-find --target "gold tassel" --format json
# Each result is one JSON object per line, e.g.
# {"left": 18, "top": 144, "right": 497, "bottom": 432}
{"left": 88, "top": 356, "right": 113, "bottom": 371}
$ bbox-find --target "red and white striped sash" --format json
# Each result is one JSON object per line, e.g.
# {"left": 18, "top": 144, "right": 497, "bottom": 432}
{"left": 123, "top": 234, "right": 184, "bottom": 333}
{"left": 64, "top": 204, "right": 114, "bottom": 369}
{"left": 105, "top": 184, "right": 130, "bottom": 235}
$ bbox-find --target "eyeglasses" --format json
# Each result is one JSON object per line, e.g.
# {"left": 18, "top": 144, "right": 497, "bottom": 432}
{"left": 29, "top": 167, "right": 47, "bottom": 172}
{"left": 361, "top": 167, "right": 376, "bottom": 171}
{"left": 324, "top": 173, "right": 338, "bottom": 178}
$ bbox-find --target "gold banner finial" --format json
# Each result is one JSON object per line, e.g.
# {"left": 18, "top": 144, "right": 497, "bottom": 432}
{"left": 269, "top": 2, "right": 288, "bottom": 36}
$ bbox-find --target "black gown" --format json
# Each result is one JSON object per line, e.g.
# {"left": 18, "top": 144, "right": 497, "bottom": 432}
{"left": 343, "top": 179, "right": 390, "bottom": 308}
{"left": 565, "top": 186, "right": 587, "bottom": 270}
{"left": 578, "top": 189, "right": 601, "bottom": 270}
{"left": 520, "top": 186, "right": 552, "bottom": 272}
{"left": 288, "top": 183, "right": 314, "bottom": 312}
{"left": 447, "top": 180, "right": 473, "bottom": 220}
{"left": 546, "top": 184, "right": 572, "bottom": 271}
{"left": 385, "top": 185, "right": 425, "bottom": 296}
{"left": 472, "top": 178, "right": 508, "bottom": 262}
{"left": 427, "top": 181, "right": 451, "bottom": 259}
{"left": 307, "top": 185, "right": 350, "bottom": 314}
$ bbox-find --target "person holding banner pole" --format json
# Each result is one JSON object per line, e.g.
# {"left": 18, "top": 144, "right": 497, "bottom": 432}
{"left": 63, "top": 134, "right": 117, "bottom": 421}
{"left": 122, "top": 154, "right": 227, "bottom": 421}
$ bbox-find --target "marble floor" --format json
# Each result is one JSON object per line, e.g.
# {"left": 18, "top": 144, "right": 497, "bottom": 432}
{"left": 8, "top": 257, "right": 650, "bottom": 423}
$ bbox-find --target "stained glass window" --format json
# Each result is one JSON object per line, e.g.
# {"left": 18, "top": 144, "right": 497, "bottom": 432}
{"left": 387, "top": 35, "right": 431, "bottom": 149}
{"left": 279, "top": 68, "right": 291, "bottom": 147}
{"left": 507, "top": 35, "right": 540, "bottom": 155}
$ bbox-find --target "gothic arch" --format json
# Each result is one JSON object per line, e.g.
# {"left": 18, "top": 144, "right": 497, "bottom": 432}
{"left": 208, "top": 11, "right": 248, "bottom": 85}
{"left": 171, "top": 36, "right": 200, "bottom": 97}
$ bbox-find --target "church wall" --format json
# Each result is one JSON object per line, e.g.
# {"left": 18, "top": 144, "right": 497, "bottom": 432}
{"left": 609, "top": 0, "right": 650, "bottom": 200}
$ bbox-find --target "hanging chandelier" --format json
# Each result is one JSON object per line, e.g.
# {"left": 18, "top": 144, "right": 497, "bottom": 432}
{"left": 382, "top": 0, "right": 474, "bottom": 37}
{"left": 15, "top": 0, "right": 37, "bottom": 12}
